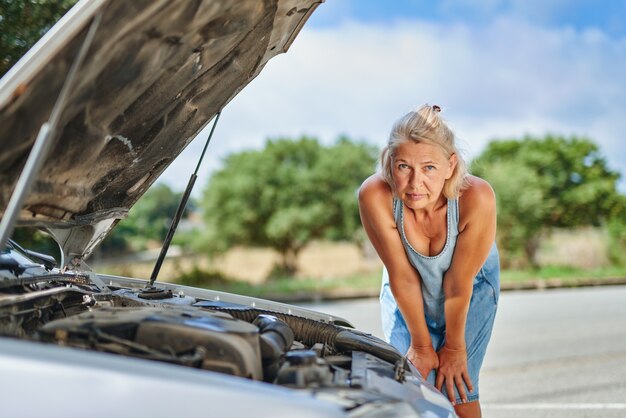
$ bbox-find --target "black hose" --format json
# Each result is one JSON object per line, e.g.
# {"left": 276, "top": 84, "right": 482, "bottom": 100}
{"left": 253, "top": 314, "right": 294, "bottom": 382}
{"left": 204, "top": 306, "right": 404, "bottom": 367}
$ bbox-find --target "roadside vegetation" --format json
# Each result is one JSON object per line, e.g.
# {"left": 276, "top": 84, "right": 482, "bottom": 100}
{"left": 12, "top": 133, "right": 626, "bottom": 298}
{"left": 174, "top": 265, "right": 626, "bottom": 301}
{"left": 93, "top": 239, "right": 626, "bottom": 301}
{"left": 89, "top": 134, "right": 626, "bottom": 300}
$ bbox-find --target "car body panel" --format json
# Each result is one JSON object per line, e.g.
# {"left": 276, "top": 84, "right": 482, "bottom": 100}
{"left": 0, "top": 337, "right": 345, "bottom": 418}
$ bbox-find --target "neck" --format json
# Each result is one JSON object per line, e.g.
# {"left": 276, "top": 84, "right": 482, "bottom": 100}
{"left": 408, "top": 194, "right": 447, "bottom": 218}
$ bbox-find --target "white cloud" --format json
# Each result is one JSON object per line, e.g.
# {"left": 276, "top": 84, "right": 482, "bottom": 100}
{"left": 160, "top": 15, "right": 626, "bottom": 194}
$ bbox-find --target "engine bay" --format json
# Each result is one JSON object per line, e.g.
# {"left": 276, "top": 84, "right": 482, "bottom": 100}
{"left": 0, "top": 283, "right": 409, "bottom": 388}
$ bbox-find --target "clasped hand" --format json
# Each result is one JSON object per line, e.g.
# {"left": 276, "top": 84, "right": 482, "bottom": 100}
{"left": 407, "top": 345, "right": 474, "bottom": 405}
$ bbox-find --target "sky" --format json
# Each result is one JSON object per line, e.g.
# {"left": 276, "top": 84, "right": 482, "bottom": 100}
{"left": 159, "top": 0, "right": 626, "bottom": 194}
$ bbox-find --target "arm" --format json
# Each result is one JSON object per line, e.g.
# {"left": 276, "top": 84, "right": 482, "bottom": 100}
{"left": 444, "top": 175, "right": 496, "bottom": 348}
{"left": 358, "top": 174, "right": 437, "bottom": 377}
{"left": 436, "top": 175, "right": 497, "bottom": 402}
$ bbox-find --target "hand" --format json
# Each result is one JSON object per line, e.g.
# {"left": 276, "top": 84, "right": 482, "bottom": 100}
{"left": 406, "top": 344, "right": 439, "bottom": 380}
{"left": 435, "top": 345, "right": 473, "bottom": 405}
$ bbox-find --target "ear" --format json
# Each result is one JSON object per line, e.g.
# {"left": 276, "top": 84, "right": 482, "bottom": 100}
{"left": 445, "top": 154, "right": 458, "bottom": 180}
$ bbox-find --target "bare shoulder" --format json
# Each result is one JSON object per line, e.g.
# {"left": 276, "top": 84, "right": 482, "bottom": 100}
{"left": 358, "top": 173, "right": 393, "bottom": 204}
{"left": 459, "top": 175, "right": 495, "bottom": 203}
{"left": 458, "top": 175, "right": 496, "bottom": 222}
{"left": 358, "top": 173, "right": 396, "bottom": 228}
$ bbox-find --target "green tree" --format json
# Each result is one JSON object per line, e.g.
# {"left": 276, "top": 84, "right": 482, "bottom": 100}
{"left": 606, "top": 195, "right": 626, "bottom": 265}
{"left": 100, "top": 183, "right": 185, "bottom": 253}
{"left": 471, "top": 135, "right": 624, "bottom": 267}
{"left": 201, "top": 136, "right": 377, "bottom": 275}
{"left": 0, "top": 0, "right": 77, "bottom": 77}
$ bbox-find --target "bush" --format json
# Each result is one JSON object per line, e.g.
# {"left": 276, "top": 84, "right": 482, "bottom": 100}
{"left": 177, "top": 267, "right": 234, "bottom": 288}
{"left": 607, "top": 217, "right": 626, "bottom": 265}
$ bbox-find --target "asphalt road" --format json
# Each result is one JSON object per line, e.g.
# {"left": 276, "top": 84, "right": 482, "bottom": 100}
{"left": 300, "top": 285, "right": 626, "bottom": 418}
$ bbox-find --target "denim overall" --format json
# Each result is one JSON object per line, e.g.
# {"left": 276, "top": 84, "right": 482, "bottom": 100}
{"left": 380, "top": 198, "right": 500, "bottom": 403}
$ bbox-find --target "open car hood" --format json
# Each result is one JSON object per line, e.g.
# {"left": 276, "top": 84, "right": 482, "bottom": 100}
{"left": 0, "top": 0, "right": 321, "bottom": 264}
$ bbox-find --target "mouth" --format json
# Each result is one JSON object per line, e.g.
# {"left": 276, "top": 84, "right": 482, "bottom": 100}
{"left": 405, "top": 192, "right": 426, "bottom": 201}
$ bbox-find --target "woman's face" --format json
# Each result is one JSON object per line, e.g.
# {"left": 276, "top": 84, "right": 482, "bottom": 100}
{"left": 392, "top": 140, "right": 456, "bottom": 211}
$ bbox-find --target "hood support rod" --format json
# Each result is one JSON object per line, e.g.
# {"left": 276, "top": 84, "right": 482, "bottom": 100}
{"left": 148, "top": 111, "right": 221, "bottom": 287}
{"left": 0, "top": 14, "right": 102, "bottom": 251}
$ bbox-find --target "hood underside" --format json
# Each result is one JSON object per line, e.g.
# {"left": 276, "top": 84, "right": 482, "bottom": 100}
{"left": 0, "top": 0, "right": 321, "bottom": 261}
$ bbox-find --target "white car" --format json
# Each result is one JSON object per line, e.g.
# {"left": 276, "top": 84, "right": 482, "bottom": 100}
{"left": 0, "top": 1, "right": 456, "bottom": 417}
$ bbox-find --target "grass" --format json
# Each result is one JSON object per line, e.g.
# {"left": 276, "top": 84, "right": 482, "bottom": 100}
{"left": 93, "top": 236, "right": 626, "bottom": 300}
{"left": 177, "top": 268, "right": 382, "bottom": 300}
{"left": 501, "top": 265, "right": 626, "bottom": 282}
{"left": 172, "top": 264, "right": 626, "bottom": 301}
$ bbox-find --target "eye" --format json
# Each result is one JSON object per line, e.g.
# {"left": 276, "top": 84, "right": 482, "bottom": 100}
{"left": 398, "top": 163, "right": 410, "bottom": 170}
{"left": 425, "top": 165, "right": 436, "bottom": 171}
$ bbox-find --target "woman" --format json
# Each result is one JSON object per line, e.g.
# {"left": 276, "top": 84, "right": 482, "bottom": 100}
{"left": 358, "top": 104, "right": 499, "bottom": 418}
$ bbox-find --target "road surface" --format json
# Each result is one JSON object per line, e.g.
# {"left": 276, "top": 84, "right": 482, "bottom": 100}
{"left": 301, "top": 285, "right": 626, "bottom": 418}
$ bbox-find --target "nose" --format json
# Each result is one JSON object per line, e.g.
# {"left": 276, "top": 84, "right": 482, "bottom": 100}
{"left": 409, "top": 170, "right": 424, "bottom": 189}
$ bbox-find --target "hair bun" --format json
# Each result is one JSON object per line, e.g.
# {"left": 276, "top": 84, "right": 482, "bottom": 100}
{"left": 432, "top": 105, "right": 441, "bottom": 113}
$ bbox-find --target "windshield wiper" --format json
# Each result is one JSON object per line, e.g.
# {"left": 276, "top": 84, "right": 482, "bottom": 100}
{"left": 0, "top": 240, "right": 49, "bottom": 276}
{"left": 0, "top": 272, "right": 94, "bottom": 290}
{"left": 7, "top": 239, "right": 57, "bottom": 270}
{"left": 0, "top": 254, "right": 33, "bottom": 276}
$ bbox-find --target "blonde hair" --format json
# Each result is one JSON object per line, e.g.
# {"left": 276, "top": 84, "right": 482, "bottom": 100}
{"left": 380, "top": 104, "right": 469, "bottom": 199}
